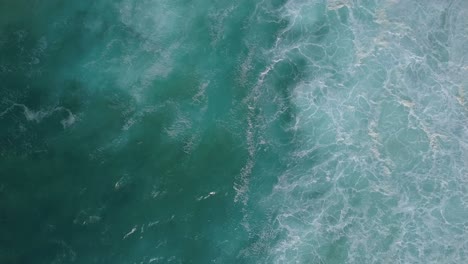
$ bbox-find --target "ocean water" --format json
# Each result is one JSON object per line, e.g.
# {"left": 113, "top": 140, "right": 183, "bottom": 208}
{"left": 0, "top": 0, "right": 467, "bottom": 263}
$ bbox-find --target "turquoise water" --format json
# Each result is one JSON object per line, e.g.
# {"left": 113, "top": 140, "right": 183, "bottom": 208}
{"left": 1, "top": 0, "right": 467, "bottom": 263}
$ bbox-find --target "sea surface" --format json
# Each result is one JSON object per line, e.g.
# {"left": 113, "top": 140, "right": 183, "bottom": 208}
{"left": 1, "top": 0, "right": 467, "bottom": 263}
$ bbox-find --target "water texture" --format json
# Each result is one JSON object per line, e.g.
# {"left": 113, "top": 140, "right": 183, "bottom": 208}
{"left": 0, "top": 0, "right": 467, "bottom": 263}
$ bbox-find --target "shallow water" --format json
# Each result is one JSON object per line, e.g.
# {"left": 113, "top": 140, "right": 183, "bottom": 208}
{"left": 1, "top": 0, "right": 467, "bottom": 263}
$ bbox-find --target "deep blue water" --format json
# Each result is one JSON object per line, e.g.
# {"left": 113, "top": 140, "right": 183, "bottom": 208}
{"left": 1, "top": 0, "right": 468, "bottom": 263}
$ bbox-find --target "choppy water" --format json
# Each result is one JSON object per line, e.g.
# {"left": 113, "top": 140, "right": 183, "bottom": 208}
{"left": 1, "top": 0, "right": 467, "bottom": 263}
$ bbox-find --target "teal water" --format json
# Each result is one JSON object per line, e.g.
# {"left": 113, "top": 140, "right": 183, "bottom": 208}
{"left": 1, "top": 0, "right": 467, "bottom": 263}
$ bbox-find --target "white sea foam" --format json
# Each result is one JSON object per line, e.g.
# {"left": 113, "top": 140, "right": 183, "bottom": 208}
{"left": 254, "top": 0, "right": 468, "bottom": 263}
{"left": 123, "top": 226, "right": 137, "bottom": 240}
{"left": 0, "top": 103, "right": 77, "bottom": 128}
